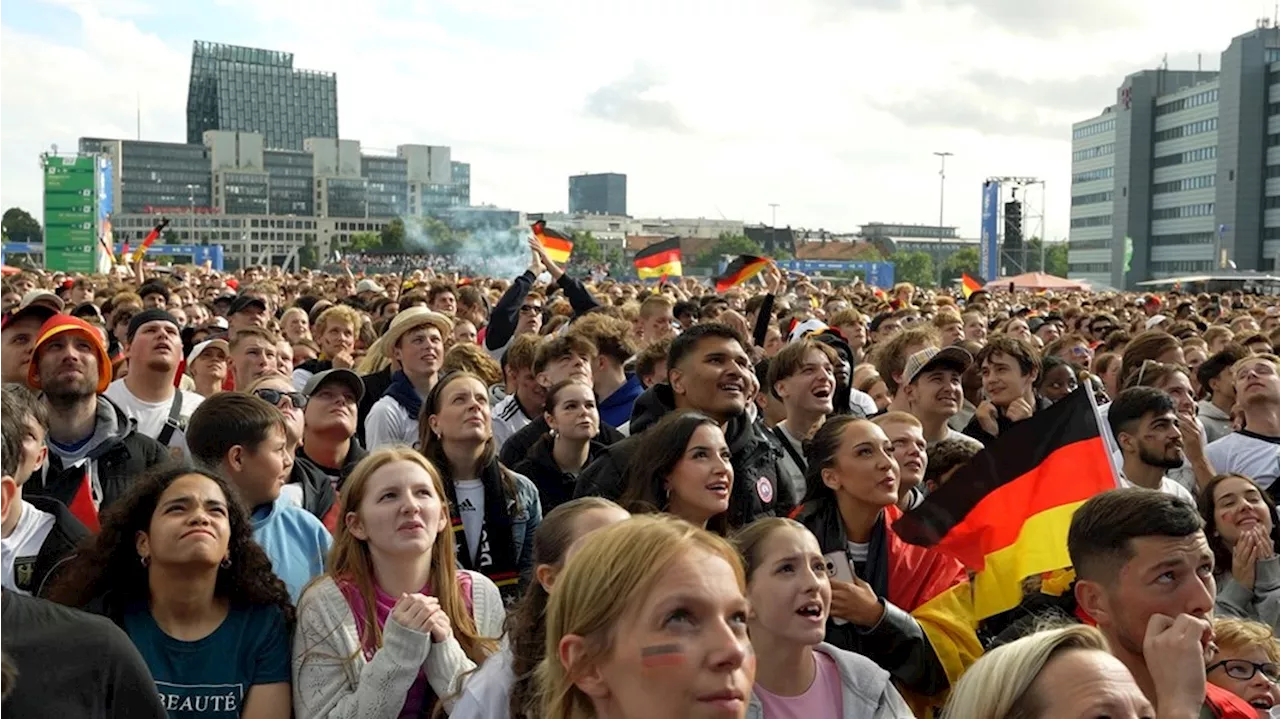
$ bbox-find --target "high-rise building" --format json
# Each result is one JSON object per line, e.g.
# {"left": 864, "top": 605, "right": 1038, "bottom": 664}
{"left": 78, "top": 131, "right": 474, "bottom": 271}
{"left": 1068, "top": 24, "right": 1280, "bottom": 288}
{"left": 569, "top": 172, "right": 627, "bottom": 215}
{"left": 186, "top": 41, "right": 339, "bottom": 151}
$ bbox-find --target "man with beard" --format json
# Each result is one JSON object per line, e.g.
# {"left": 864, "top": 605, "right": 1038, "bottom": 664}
{"left": 22, "top": 315, "right": 166, "bottom": 530}
{"left": 900, "top": 346, "right": 983, "bottom": 450}
{"left": 1, "top": 304, "right": 58, "bottom": 385}
{"left": 1109, "top": 386, "right": 1196, "bottom": 505}
{"left": 365, "top": 308, "right": 452, "bottom": 449}
{"left": 103, "top": 310, "right": 204, "bottom": 458}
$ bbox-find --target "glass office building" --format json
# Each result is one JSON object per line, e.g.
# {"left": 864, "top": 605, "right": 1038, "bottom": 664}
{"left": 569, "top": 172, "right": 627, "bottom": 215}
{"left": 186, "top": 41, "right": 338, "bottom": 151}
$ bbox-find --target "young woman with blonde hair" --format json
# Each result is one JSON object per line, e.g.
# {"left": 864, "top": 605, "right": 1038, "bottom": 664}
{"left": 292, "top": 447, "right": 505, "bottom": 717}
{"left": 732, "top": 518, "right": 912, "bottom": 718}
{"left": 536, "top": 514, "right": 755, "bottom": 719}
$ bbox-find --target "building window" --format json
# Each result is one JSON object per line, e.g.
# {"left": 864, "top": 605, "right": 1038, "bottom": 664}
{"left": 1072, "top": 119, "right": 1116, "bottom": 139}
{"left": 1152, "top": 174, "right": 1216, "bottom": 194}
{"left": 1151, "top": 232, "right": 1215, "bottom": 246}
{"left": 1072, "top": 167, "right": 1114, "bottom": 184}
{"left": 1152, "top": 146, "right": 1217, "bottom": 168}
{"left": 1154, "top": 118, "right": 1218, "bottom": 143}
{"left": 1151, "top": 203, "right": 1215, "bottom": 220}
{"left": 1070, "top": 215, "right": 1113, "bottom": 228}
{"left": 1072, "top": 144, "right": 1115, "bottom": 161}
{"left": 1068, "top": 239, "right": 1112, "bottom": 250}
{"left": 1071, "top": 191, "right": 1115, "bottom": 206}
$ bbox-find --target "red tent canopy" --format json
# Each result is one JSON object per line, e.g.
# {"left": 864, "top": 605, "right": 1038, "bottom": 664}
{"left": 983, "top": 272, "right": 1088, "bottom": 292}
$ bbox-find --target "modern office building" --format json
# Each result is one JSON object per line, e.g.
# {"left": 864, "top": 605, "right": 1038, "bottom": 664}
{"left": 1068, "top": 23, "right": 1280, "bottom": 288}
{"left": 78, "top": 131, "right": 473, "bottom": 270}
{"left": 186, "top": 41, "right": 339, "bottom": 151}
{"left": 569, "top": 172, "right": 627, "bottom": 215}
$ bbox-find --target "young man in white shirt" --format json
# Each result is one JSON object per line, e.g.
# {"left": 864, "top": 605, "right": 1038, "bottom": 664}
{"left": 366, "top": 308, "right": 451, "bottom": 449}
{"left": 103, "top": 309, "right": 204, "bottom": 458}
{"left": 0, "top": 384, "right": 87, "bottom": 597}
{"left": 1107, "top": 386, "right": 1196, "bottom": 505}
{"left": 1206, "top": 354, "right": 1280, "bottom": 493}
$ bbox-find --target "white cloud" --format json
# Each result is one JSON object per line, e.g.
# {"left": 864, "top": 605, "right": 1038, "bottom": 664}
{"left": 0, "top": 0, "right": 1269, "bottom": 243}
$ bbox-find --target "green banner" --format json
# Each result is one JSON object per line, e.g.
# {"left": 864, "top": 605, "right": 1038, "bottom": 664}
{"left": 43, "top": 156, "right": 98, "bottom": 272}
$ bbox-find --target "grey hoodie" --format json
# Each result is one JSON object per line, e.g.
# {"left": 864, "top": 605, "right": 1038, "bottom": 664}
{"left": 1215, "top": 555, "right": 1280, "bottom": 629}
{"left": 1197, "top": 399, "right": 1234, "bottom": 444}
{"left": 746, "top": 643, "right": 914, "bottom": 719}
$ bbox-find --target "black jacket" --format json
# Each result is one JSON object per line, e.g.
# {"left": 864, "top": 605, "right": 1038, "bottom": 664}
{"left": 573, "top": 384, "right": 795, "bottom": 528}
{"left": 510, "top": 435, "right": 608, "bottom": 514}
{"left": 961, "top": 395, "right": 1053, "bottom": 447}
{"left": 486, "top": 270, "right": 600, "bottom": 353}
{"left": 499, "top": 415, "right": 625, "bottom": 468}
{"left": 27, "top": 398, "right": 169, "bottom": 516}
{"left": 296, "top": 440, "right": 369, "bottom": 499}
{"left": 356, "top": 366, "right": 394, "bottom": 446}
{"left": 12, "top": 496, "right": 89, "bottom": 599}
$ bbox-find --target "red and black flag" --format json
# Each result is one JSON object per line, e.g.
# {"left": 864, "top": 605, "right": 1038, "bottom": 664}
{"left": 894, "top": 387, "right": 1119, "bottom": 619}
{"left": 714, "top": 255, "right": 770, "bottom": 293}
{"left": 961, "top": 272, "right": 985, "bottom": 299}
{"left": 531, "top": 220, "right": 573, "bottom": 264}
{"left": 633, "top": 237, "right": 682, "bottom": 279}
{"left": 130, "top": 218, "right": 170, "bottom": 263}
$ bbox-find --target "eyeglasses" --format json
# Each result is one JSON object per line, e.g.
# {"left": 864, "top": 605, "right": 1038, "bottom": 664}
{"left": 519, "top": 305, "right": 543, "bottom": 315}
{"left": 1091, "top": 324, "right": 1116, "bottom": 335}
{"left": 252, "top": 388, "right": 308, "bottom": 410}
{"left": 1207, "top": 659, "right": 1280, "bottom": 683}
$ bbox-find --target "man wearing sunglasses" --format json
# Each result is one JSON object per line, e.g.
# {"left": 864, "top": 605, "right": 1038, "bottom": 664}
{"left": 104, "top": 309, "right": 204, "bottom": 459}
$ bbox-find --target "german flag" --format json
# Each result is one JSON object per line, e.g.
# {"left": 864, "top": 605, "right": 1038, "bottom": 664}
{"left": 714, "top": 255, "right": 769, "bottom": 293}
{"left": 130, "top": 218, "right": 170, "bottom": 263}
{"left": 960, "top": 272, "right": 985, "bottom": 300}
{"left": 633, "top": 237, "right": 682, "bottom": 279}
{"left": 532, "top": 220, "right": 574, "bottom": 264}
{"left": 894, "top": 387, "right": 1118, "bottom": 619}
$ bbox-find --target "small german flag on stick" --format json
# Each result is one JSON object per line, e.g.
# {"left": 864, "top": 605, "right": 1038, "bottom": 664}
{"left": 532, "top": 220, "right": 574, "bottom": 264}
{"left": 894, "top": 387, "right": 1119, "bottom": 619}
{"left": 131, "top": 218, "right": 170, "bottom": 264}
{"left": 960, "top": 272, "right": 985, "bottom": 299}
{"left": 714, "top": 255, "right": 770, "bottom": 293}
{"left": 633, "top": 237, "right": 682, "bottom": 279}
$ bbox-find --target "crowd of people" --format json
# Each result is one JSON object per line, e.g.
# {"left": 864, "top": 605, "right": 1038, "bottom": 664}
{"left": 1, "top": 233, "right": 1279, "bottom": 718}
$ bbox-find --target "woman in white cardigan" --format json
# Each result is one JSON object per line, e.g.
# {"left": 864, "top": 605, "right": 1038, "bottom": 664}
{"left": 292, "top": 447, "right": 505, "bottom": 718}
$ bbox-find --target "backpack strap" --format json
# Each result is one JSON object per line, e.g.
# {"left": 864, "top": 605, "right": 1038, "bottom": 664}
{"left": 156, "top": 392, "right": 185, "bottom": 447}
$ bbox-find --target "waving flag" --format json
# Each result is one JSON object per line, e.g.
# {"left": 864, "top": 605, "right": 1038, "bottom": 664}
{"left": 633, "top": 237, "right": 682, "bottom": 279}
{"left": 961, "top": 272, "right": 985, "bottom": 299}
{"left": 532, "top": 220, "right": 574, "bottom": 264}
{"left": 894, "top": 387, "right": 1119, "bottom": 619}
{"left": 130, "top": 218, "right": 170, "bottom": 263}
{"left": 715, "top": 255, "right": 769, "bottom": 293}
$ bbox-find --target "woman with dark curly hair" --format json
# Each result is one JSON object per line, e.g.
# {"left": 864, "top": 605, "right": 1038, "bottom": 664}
{"left": 47, "top": 464, "right": 293, "bottom": 718}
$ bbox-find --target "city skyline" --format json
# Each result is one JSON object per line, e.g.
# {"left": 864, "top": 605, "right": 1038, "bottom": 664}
{"left": 1, "top": 0, "right": 1270, "bottom": 241}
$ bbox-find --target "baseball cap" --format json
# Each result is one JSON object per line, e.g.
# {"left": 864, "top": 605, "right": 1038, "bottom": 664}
{"left": 302, "top": 368, "right": 365, "bottom": 402}
{"left": 19, "top": 290, "right": 65, "bottom": 313}
{"left": 2, "top": 303, "right": 58, "bottom": 331}
{"left": 903, "top": 346, "right": 973, "bottom": 386}
{"left": 28, "top": 313, "right": 113, "bottom": 394}
{"left": 186, "top": 338, "right": 230, "bottom": 369}
{"left": 1144, "top": 315, "right": 1169, "bottom": 330}
{"left": 355, "top": 279, "right": 385, "bottom": 295}
{"left": 228, "top": 295, "right": 267, "bottom": 316}
{"left": 126, "top": 308, "right": 180, "bottom": 342}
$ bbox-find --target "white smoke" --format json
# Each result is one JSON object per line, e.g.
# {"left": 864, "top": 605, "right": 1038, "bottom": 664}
{"left": 400, "top": 215, "right": 530, "bottom": 279}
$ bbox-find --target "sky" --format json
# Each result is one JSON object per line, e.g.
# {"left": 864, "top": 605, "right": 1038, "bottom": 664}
{"left": 0, "top": 0, "right": 1272, "bottom": 241}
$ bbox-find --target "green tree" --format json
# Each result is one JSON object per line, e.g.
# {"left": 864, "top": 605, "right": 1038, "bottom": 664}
{"left": 162, "top": 229, "right": 179, "bottom": 244}
{"left": 299, "top": 241, "right": 318, "bottom": 270}
{"left": 847, "top": 243, "right": 884, "bottom": 262}
{"left": 380, "top": 218, "right": 406, "bottom": 250}
{"left": 2, "top": 207, "right": 41, "bottom": 243}
{"left": 1044, "top": 241, "right": 1069, "bottom": 277}
{"left": 696, "top": 233, "right": 765, "bottom": 267}
{"left": 349, "top": 231, "right": 382, "bottom": 251}
{"left": 571, "top": 231, "right": 605, "bottom": 266}
{"left": 890, "top": 251, "right": 935, "bottom": 287}
{"left": 942, "top": 247, "right": 980, "bottom": 284}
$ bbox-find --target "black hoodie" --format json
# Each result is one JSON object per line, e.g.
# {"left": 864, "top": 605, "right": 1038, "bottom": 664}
{"left": 11, "top": 495, "right": 89, "bottom": 599}
{"left": 573, "top": 384, "right": 795, "bottom": 528}
{"left": 511, "top": 434, "right": 609, "bottom": 515}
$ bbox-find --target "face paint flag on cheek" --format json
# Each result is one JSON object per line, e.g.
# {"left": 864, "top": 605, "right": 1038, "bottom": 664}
{"left": 640, "top": 643, "right": 686, "bottom": 669}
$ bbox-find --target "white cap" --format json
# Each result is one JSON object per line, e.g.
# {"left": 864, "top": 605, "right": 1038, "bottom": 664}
{"left": 355, "top": 279, "right": 385, "bottom": 295}
{"left": 1144, "top": 315, "right": 1169, "bottom": 330}
{"left": 19, "top": 290, "right": 65, "bottom": 312}
{"left": 186, "top": 339, "right": 230, "bottom": 371}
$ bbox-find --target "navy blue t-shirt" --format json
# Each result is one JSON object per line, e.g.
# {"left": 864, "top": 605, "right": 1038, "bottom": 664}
{"left": 123, "top": 602, "right": 291, "bottom": 717}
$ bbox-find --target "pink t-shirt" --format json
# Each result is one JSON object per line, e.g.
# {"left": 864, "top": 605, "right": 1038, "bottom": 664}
{"left": 339, "top": 573, "right": 474, "bottom": 719}
{"left": 754, "top": 650, "right": 843, "bottom": 719}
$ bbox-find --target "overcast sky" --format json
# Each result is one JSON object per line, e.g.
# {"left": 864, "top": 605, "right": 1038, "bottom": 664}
{"left": 1, "top": 0, "right": 1269, "bottom": 241}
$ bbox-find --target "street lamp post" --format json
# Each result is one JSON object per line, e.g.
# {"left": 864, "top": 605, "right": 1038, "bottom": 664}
{"left": 768, "top": 203, "right": 779, "bottom": 255}
{"left": 186, "top": 183, "right": 198, "bottom": 246}
{"left": 933, "top": 152, "right": 953, "bottom": 286}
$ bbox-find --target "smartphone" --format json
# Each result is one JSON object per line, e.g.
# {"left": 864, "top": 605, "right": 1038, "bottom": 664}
{"left": 824, "top": 550, "right": 856, "bottom": 625}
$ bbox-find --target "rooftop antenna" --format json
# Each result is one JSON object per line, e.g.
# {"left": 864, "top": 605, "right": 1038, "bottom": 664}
{"left": 1198, "top": 53, "right": 1202, "bottom": 71}
{"left": 136, "top": 92, "right": 141, "bottom": 140}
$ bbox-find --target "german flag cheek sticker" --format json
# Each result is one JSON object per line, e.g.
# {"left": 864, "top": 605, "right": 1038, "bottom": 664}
{"left": 640, "top": 643, "right": 687, "bottom": 669}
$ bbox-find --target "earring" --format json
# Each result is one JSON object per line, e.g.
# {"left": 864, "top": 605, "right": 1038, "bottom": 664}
{"left": 140, "top": 555, "right": 150, "bottom": 568}
{"left": 220, "top": 556, "right": 232, "bottom": 569}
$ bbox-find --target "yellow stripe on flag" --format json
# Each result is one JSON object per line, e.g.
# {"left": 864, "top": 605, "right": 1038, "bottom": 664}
{"left": 901, "top": 580, "right": 983, "bottom": 716}
{"left": 970, "top": 500, "right": 1085, "bottom": 619}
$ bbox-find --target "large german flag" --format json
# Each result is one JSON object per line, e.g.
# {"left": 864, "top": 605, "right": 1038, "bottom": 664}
{"left": 714, "top": 255, "right": 769, "bottom": 293}
{"left": 960, "top": 272, "right": 985, "bottom": 299}
{"left": 532, "top": 220, "right": 574, "bottom": 264}
{"left": 633, "top": 237, "right": 682, "bottom": 279}
{"left": 894, "top": 387, "right": 1119, "bottom": 619}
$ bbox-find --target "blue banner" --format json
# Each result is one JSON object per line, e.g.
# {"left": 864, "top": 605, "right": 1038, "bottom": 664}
{"left": 774, "top": 260, "right": 895, "bottom": 288}
{"left": 980, "top": 181, "right": 1000, "bottom": 281}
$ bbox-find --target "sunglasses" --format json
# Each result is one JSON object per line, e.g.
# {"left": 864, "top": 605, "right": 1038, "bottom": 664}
{"left": 253, "top": 388, "right": 308, "bottom": 410}
{"left": 1091, "top": 324, "right": 1116, "bottom": 335}
{"left": 1208, "top": 659, "right": 1280, "bottom": 683}
{"left": 519, "top": 304, "right": 543, "bottom": 315}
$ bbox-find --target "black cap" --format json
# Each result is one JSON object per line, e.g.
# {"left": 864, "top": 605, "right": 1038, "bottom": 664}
{"left": 228, "top": 295, "right": 267, "bottom": 316}
{"left": 127, "top": 308, "right": 180, "bottom": 342}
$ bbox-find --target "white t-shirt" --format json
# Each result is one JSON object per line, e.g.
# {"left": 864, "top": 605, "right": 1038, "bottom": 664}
{"left": 104, "top": 380, "right": 203, "bottom": 456}
{"left": 1118, "top": 472, "right": 1197, "bottom": 506}
{"left": 1, "top": 501, "right": 56, "bottom": 595}
{"left": 455, "top": 479, "right": 486, "bottom": 561}
{"left": 1206, "top": 431, "right": 1280, "bottom": 491}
